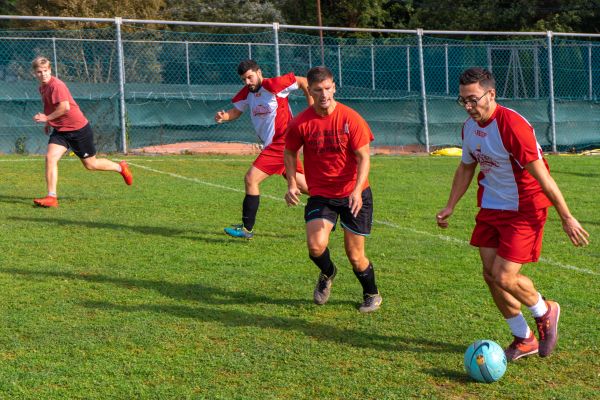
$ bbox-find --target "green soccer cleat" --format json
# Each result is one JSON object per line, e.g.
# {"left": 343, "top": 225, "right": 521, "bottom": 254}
{"left": 224, "top": 224, "right": 254, "bottom": 240}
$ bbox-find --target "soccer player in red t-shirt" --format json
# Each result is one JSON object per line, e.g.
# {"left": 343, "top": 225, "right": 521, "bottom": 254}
{"left": 214, "top": 60, "right": 312, "bottom": 239}
{"left": 284, "top": 66, "right": 382, "bottom": 313}
{"left": 31, "top": 57, "right": 132, "bottom": 208}
{"left": 437, "top": 67, "right": 589, "bottom": 361}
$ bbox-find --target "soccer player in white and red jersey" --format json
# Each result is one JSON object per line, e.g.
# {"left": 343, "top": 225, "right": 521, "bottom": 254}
{"left": 436, "top": 67, "right": 589, "bottom": 361}
{"left": 284, "top": 66, "right": 382, "bottom": 313}
{"left": 215, "top": 60, "right": 312, "bottom": 239}
{"left": 31, "top": 56, "right": 132, "bottom": 208}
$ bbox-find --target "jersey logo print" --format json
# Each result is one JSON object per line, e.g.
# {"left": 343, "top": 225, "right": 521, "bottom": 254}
{"left": 475, "top": 129, "right": 487, "bottom": 137}
{"left": 473, "top": 148, "right": 500, "bottom": 174}
{"left": 252, "top": 104, "right": 272, "bottom": 118}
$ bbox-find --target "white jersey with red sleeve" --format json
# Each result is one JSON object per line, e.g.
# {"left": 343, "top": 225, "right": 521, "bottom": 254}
{"left": 461, "top": 105, "right": 552, "bottom": 212}
{"left": 231, "top": 72, "right": 298, "bottom": 148}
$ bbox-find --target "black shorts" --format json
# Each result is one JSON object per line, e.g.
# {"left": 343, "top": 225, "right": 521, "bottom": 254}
{"left": 304, "top": 187, "right": 373, "bottom": 236}
{"left": 49, "top": 123, "right": 96, "bottom": 159}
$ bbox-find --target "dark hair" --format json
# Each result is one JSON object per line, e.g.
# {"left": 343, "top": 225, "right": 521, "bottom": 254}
{"left": 237, "top": 59, "right": 260, "bottom": 75}
{"left": 459, "top": 67, "right": 496, "bottom": 89}
{"left": 307, "top": 66, "right": 333, "bottom": 86}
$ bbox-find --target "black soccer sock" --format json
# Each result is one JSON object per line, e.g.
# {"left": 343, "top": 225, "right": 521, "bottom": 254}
{"left": 242, "top": 194, "right": 260, "bottom": 231}
{"left": 354, "top": 263, "right": 378, "bottom": 296}
{"left": 309, "top": 247, "right": 336, "bottom": 278}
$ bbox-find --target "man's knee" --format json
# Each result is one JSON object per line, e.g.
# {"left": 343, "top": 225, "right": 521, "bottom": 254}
{"left": 81, "top": 158, "right": 96, "bottom": 170}
{"left": 493, "top": 271, "right": 516, "bottom": 291}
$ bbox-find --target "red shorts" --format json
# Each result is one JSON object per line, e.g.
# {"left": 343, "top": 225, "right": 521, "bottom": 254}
{"left": 470, "top": 208, "right": 548, "bottom": 264}
{"left": 253, "top": 143, "right": 304, "bottom": 176}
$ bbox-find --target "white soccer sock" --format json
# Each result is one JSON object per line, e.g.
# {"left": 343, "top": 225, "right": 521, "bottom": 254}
{"left": 505, "top": 313, "right": 531, "bottom": 338}
{"left": 48, "top": 192, "right": 57, "bottom": 197}
{"left": 528, "top": 292, "right": 548, "bottom": 318}
{"left": 117, "top": 165, "right": 122, "bottom": 172}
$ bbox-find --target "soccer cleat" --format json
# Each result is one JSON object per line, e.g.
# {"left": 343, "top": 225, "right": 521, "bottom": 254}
{"left": 535, "top": 300, "right": 561, "bottom": 357}
{"left": 33, "top": 195, "right": 59, "bottom": 208}
{"left": 504, "top": 331, "right": 539, "bottom": 362}
{"left": 359, "top": 293, "right": 383, "bottom": 313}
{"left": 119, "top": 161, "right": 133, "bottom": 185}
{"left": 313, "top": 266, "right": 337, "bottom": 305}
{"left": 224, "top": 224, "right": 254, "bottom": 240}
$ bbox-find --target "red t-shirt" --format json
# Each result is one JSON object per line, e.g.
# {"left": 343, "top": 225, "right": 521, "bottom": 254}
{"left": 39, "top": 76, "right": 88, "bottom": 132}
{"left": 286, "top": 102, "right": 374, "bottom": 198}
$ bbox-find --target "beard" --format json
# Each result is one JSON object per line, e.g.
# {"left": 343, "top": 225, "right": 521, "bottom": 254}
{"left": 248, "top": 84, "right": 261, "bottom": 93}
{"left": 247, "top": 78, "right": 262, "bottom": 93}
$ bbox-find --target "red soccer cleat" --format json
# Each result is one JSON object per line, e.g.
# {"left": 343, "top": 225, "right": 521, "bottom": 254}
{"left": 536, "top": 300, "right": 561, "bottom": 357}
{"left": 119, "top": 161, "right": 133, "bottom": 186}
{"left": 504, "top": 331, "right": 539, "bottom": 362}
{"left": 33, "top": 195, "right": 59, "bottom": 208}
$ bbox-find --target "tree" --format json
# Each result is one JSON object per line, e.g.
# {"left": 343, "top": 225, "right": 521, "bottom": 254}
{"left": 163, "top": 0, "right": 285, "bottom": 30}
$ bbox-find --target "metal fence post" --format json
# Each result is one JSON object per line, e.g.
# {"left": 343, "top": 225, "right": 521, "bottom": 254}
{"left": 406, "top": 45, "right": 411, "bottom": 91}
{"left": 444, "top": 43, "right": 449, "bottom": 94}
{"left": 248, "top": 43, "right": 252, "bottom": 59}
{"left": 115, "top": 17, "right": 127, "bottom": 154}
{"left": 417, "top": 29, "right": 430, "bottom": 153}
{"left": 185, "top": 41, "right": 190, "bottom": 86}
{"left": 547, "top": 31, "right": 557, "bottom": 153}
{"left": 588, "top": 43, "right": 593, "bottom": 99}
{"left": 337, "top": 44, "right": 342, "bottom": 87}
{"left": 273, "top": 22, "right": 280, "bottom": 76}
{"left": 52, "top": 37, "right": 58, "bottom": 78}
{"left": 371, "top": 43, "right": 375, "bottom": 91}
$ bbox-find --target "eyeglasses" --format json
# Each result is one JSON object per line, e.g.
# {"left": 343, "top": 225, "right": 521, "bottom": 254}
{"left": 457, "top": 90, "right": 490, "bottom": 108}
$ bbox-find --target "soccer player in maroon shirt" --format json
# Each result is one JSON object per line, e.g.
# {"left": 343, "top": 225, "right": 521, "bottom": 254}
{"left": 32, "top": 56, "right": 132, "bottom": 208}
{"left": 284, "top": 66, "right": 382, "bottom": 313}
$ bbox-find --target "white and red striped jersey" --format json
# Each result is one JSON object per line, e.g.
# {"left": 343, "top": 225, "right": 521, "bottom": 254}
{"left": 461, "top": 105, "right": 552, "bottom": 212}
{"left": 232, "top": 72, "right": 298, "bottom": 148}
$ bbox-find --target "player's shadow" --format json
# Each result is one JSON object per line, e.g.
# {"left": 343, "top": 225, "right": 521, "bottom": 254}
{"left": 553, "top": 170, "right": 600, "bottom": 178}
{"left": 82, "top": 300, "right": 465, "bottom": 355}
{"left": 0, "top": 194, "right": 38, "bottom": 205}
{"left": 1, "top": 267, "right": 354, "bottom": 309}
{"left": 2, "top": 267, "right": 464, "bottom": 355}
{"left": 8, "top": 216, "right": 295, "bottom": 242}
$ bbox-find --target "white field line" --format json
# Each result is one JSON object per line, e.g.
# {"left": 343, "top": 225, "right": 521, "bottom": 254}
{"left": 129, "top": 161, "right": 599, "bottom": 277}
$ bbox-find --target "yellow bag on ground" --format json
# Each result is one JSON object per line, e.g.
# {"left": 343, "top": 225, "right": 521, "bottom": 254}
{"left": 431, "top": 147, "right": 463, "bottom": 156}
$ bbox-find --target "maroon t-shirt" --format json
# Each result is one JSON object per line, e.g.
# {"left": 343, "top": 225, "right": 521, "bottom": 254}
{"left": 39, "top": 76, "right": 88, "bottom": 132}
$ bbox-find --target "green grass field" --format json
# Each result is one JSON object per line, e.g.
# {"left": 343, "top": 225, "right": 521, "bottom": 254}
{"left": 0, "top": 154, "right": 598, "bottom": 399}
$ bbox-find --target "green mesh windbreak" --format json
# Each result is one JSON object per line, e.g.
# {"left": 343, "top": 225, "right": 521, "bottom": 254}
{"left": 0, "top": 27, "right": 598, "bottom": 154}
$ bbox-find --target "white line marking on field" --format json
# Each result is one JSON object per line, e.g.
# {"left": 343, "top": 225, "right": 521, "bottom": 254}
{"left": 129, "top": 161, "right": 599, "bottom": 276}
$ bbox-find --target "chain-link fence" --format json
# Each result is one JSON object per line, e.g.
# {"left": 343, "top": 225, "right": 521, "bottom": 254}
{"left": 1, "top": 16, "right": 599, "bottom": 154}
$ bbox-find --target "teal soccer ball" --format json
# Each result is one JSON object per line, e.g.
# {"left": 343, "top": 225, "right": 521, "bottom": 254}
{"left": 464, "top": 340, "right": 507, "bottom": 383}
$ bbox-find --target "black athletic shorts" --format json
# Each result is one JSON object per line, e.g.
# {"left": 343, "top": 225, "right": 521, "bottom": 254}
{"left": 304, "top": 187, "right": 373, "bottom": 236}
{"left": 49, "top": 123, "right": 96, "bottom": 159}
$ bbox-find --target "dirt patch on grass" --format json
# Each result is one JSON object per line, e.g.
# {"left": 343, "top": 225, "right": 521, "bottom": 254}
{"left": 130, "top": 141, "right": 428, "bottom": 155}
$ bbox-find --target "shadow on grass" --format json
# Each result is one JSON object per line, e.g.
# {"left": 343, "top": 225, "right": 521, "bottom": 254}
{"left": 2, "top": 267, "right": 464, "bottom": 355}
{"left": 421, "top": 367, "right": 471, "bottom": 383}
{"left": 0, "top": 194, "right": 39, "bottom": 205}
{"left": 8, "top": 216, "right": 296, "bottom": 242}
{"left": 82, "top": 300, "right": 464, "bottom": 355}
{"left": 1, "top": 267, "right": 353, "bottom": 308}
{"left": 552, "top": 170, "right": 600, "bottom": 178}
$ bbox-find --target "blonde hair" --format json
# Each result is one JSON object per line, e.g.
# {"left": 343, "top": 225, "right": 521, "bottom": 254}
{"left": 31, "top": 56, "right": 51, "bottom": 70}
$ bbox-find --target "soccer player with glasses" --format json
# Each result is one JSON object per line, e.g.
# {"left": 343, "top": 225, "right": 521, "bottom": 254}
{"left": 437, "top": 67, "right": 589, "bottom": 361}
